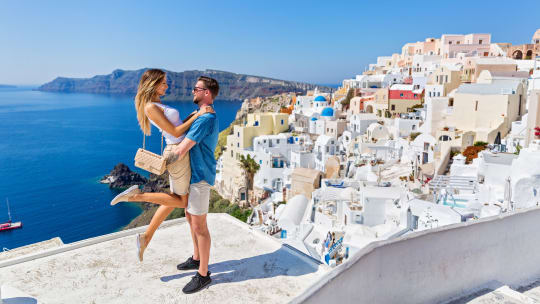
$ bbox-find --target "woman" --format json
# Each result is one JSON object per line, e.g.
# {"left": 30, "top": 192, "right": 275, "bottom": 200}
{"left": 110, "top": 68, "right": 213, "bottom": 262}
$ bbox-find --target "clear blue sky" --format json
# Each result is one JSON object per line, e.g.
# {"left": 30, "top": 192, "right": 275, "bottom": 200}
{"left": 1, "top": 0, "right": 539, "bottom": 85}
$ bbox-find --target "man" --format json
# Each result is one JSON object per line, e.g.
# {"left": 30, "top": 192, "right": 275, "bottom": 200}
{"left": 166, "top": 76, "right": 219, "bottom": 294}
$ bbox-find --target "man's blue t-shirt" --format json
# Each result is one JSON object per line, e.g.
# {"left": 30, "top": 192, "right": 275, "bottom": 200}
{"left": 186, "top": 112, "right": 219, "bottom": 186}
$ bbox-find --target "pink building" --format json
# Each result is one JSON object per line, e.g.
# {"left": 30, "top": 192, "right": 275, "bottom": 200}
{"left": 441, "top": 34, "right": 491, "bottom": 58}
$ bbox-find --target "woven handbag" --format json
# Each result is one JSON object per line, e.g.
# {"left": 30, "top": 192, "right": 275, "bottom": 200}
{"left": 134, "top": 133, "right": 166, "bottom": 175}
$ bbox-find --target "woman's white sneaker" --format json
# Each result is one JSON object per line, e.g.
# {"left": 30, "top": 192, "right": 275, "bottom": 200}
{"left": 110, "top": 185, "right": 141, "bottom": 206}
{"left": 137, "top": 233, "right": 148, "bottom": 262}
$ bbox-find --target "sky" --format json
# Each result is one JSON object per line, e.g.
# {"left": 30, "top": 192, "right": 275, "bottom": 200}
{"left": 1, "top": 0, "right": 539, "bottom": 85}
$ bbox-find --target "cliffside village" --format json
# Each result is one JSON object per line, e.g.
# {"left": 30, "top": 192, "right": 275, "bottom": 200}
{"left": 214, "top": 29, "right": 540, "bottom": 266}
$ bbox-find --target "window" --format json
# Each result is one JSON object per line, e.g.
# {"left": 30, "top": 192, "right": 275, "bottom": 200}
{"left": 263, "top": 139, "right": 266, "bottom": 143}
{"left": 414, "top": 94, "right": 417, "bottom": 98}
{"left": 391, "top": 105, "right": 396, "bottom": 111}
{"left": 479, "top": 39, "right": 483, "bottom": 44}
{"left": 475, "top": 100, "right": 478, "bottom": 111}
{"left": 412, "top": 125, "right": 416, "bottom": 130}
{"left": 276, "top": 139, "right": 280, "bottom": 144}
{"left": 449, "top": 41, "right": 452, "bottom": 45}
{"left": 281, "top": 119, "right": 284, "bottom": 125}
{"left": 457, "top": 41, "right": 460, "bottom": 45}
{"left": 326, "top": 146, "right": 329, "bottom": 152}
{"left": 231, "top": 151, "right": 233, "bottom": 157}
{"left": 237, "top": 143, "right": 239, "bottom": 148}
{"left": 259, "top": 160, "right": 262, "bottom": 164}
{"left": 424, "top": 143, "right": 430, "bottom": 151}
{"left": 237, "top": 132, "right": 240, "bottom": 137}
{"left": 400, "top": 93, "right": 404, "bottom": 97}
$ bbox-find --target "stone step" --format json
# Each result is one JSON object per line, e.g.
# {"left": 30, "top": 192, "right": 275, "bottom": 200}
{"left": 466, "top": 286, "right": 538, "bottom": 304}
{"left": 519, "top": 281, "right": 540, "bottom": 302}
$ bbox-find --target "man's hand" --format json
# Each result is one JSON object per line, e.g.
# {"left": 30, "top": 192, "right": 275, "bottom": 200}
{"left": 165, "top": 149, "right": 180, "bottom": 165}
{"left": 165, "top": 138, "right": 197, "bottom": 166}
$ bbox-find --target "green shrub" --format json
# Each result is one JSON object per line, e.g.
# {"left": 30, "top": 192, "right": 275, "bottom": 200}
{"left": 410, "top": 132, "right": 421, "bottom": 141}
{"left": 474, "top": 141, "right": 488, "bottom": 147}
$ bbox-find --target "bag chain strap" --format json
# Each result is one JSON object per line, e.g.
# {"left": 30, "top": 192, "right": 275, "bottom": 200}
{"left": 142, "top": 132, "right": 164, "bottom": 156}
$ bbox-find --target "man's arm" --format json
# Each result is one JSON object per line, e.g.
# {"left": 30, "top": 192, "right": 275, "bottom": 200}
{"left": 165, "top": 138, "right": 196, "bottom": 165}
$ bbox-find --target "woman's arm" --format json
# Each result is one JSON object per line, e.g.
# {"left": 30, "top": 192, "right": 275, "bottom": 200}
{"left": 173, "top": 107, "right": 211, "bottom": 135}
{"left": 144, "top": 104, "right": 214, "bottom": 138}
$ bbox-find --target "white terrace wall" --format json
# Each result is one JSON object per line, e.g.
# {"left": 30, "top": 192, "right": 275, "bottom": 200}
{"left": 293, "top": 207, "right": 540, "bottom": 304}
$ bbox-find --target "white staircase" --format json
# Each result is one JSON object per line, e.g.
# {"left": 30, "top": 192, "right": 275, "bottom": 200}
{"left": 448, "top": 282, "right": 540, "bottom": 304}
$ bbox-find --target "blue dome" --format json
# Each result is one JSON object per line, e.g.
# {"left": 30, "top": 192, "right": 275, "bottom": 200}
{"left": 321, "top": 107, "right": 334, "bottom": 117}
{"left": 310, "top": 117, "right": 318, "bottom": 121}
{"left": 314, "top": 96, "right": 327, "bottom": 102}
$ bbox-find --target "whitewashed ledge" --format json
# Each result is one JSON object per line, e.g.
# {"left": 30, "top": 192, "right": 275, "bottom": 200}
{"left": 0, "top": 214, "right": 328, "bottom": 304}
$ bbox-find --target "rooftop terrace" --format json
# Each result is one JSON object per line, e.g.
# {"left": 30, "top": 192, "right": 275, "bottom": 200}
{"left": 4, "top": 208, "right": 540, "bottom": 303}
{"left": 0, "top": 214, "right": 328, "bottom": 304}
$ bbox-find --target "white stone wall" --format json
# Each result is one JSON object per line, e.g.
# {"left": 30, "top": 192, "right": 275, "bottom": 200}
{"left": 293, "top": 207, "right": 540, "bottom": 304}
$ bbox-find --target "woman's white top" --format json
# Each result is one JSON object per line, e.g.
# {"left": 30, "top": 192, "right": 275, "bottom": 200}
{"left": 148, "top": 102, "right": 185, "bottom": 145}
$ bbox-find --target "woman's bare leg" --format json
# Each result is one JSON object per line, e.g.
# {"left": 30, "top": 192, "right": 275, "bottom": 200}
{"left": 141, "top": 193, "right": 189, "bottom": 245}
{"left": 144, "top": 205, "right": 174, "bottom": 243}
{"left": 129, "top": 192, "right": 187, "bottom": 208}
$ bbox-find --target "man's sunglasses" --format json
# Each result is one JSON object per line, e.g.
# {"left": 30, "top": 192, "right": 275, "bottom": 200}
{"left": 192, "top": 87, "right": 208, "bottom": 93}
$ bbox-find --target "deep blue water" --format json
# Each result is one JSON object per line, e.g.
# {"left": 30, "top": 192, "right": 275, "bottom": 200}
{"left": 0, "top": 87, "right": 242, "bottom": 249}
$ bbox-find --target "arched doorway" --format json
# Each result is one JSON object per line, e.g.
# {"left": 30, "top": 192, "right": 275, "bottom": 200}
{"left": 513, "top": 50, "right": 523, "bottom": 60}
{"left": 438, "top": 135, "right": 452, "bottom": 141}
{"left": 494, "top": 132, "right": 501, "bottom": 145}
{"left": 366, "top": 105, "right": 373, "bottom": 113}
{"left": 238, "top": 187, "right": 247, "bottom": 201}
{"left": 272, "top": 178, "right": 283, "bottom": 192}
{"left": 526, "top": 50, "right": 533, "bottom": 59}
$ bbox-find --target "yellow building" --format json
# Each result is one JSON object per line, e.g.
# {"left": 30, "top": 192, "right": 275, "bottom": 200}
{"left": 449, "top": 79, "right": 526, "bottom": 143}
{"left": 228, "top": 113, "right": 289, "bottom": 150}
{"left": 218, "top": 113, "right": 289, "bottom": 204}
{"left": 428, "top": 65, "right": 461, "bottom": 95}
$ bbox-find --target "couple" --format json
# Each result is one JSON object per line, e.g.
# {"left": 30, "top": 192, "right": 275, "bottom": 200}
{"left": 110, "top": 69, "right": 219, "bottom": 294}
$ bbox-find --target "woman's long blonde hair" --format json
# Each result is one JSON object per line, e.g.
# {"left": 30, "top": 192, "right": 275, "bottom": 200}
{"left": 135, "top": 69, "right": 166, "bottom": 135}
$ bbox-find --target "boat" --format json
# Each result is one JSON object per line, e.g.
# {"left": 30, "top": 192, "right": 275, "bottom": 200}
{"left": 0, "top": 198, "right": 22, "bottom": 232}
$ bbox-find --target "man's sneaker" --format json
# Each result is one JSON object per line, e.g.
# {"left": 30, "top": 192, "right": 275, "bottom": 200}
{"left": 110, "top": 185, "right": 141, "bottom": 206}
{"left": 177, "top": 256, "right": 200, "bottom": 270}
{"left": 182, "top": 271, "right": 211, "bottom": 294}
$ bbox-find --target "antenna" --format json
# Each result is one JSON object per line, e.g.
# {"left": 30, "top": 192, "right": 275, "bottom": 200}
{"left": 6, "top": 198, "right": 12, "bottom": 222}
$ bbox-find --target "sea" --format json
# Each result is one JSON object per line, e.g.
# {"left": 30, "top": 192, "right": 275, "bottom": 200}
{"left": 0, "top": 87, "right": 242, "bottom": 250}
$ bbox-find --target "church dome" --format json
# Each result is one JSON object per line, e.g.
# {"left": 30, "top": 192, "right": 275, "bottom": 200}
{"left": 321, "top": 107, "right": 334, "bottom": 117}
{"left": 314, "top": 96, "right": 327, "bottom": 102}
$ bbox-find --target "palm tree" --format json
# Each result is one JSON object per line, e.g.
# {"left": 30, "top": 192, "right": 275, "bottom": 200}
{"left": 239, "top": 154, "right": 260, "bottom": 204}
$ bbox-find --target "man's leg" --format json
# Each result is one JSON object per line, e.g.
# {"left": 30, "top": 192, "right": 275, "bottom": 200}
{"left": 190, "top": 213, "right": 210, "bottom": 276}
{"left": 185, "top": 211, "right": 200, "bottom": 261}
{"left": 181, "top": 181, "right": 212, "bottom": 294}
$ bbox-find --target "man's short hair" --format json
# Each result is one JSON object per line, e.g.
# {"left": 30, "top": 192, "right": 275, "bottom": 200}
{"left": 198, "top": 76, "right": 219, "bottom": 99}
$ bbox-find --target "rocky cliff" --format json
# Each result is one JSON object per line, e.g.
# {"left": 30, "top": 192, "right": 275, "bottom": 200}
{"left": 102, "top": 163, "right": 251, "bottom": 229}
{"left": 38, "top": 69, "right": 327, "bottom": 101}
